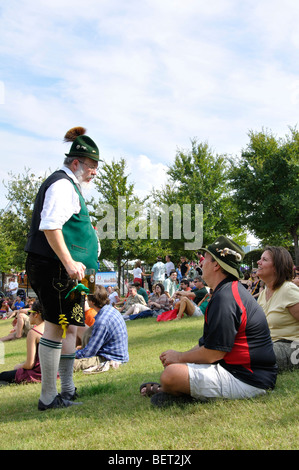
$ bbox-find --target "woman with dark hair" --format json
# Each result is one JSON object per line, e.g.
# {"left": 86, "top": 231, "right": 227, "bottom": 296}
{"left": 122, "top": 283, "right": 170, "bottom": 321}
{"left": 147, "top": 283, "right": 169, "bottom": 311}
{"left": 257, "top": 246, "right": 299, "bottom": 372}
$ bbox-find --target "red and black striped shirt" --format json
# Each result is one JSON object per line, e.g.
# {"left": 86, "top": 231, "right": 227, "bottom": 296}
{"left": 199, "top": 278, "right": 277, "bottom": 389}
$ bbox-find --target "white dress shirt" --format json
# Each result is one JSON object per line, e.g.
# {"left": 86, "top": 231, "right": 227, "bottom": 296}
{"left": 39, "top": 166, "right": 81, "bottom": 231}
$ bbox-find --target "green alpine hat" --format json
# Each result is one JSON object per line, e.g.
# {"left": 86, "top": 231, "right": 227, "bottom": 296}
{"left": 64, "top": 126, "right": 101, "bottom": 162}
{"left": 201, "top": 235, "right": 245, "bottom": 279}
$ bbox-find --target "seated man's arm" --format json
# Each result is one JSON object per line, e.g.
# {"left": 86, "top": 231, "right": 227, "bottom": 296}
{"left": 160, "top": 345, "right": 226, "bottom": 367}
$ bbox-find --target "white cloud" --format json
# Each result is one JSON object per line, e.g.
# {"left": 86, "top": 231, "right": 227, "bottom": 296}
{"left": 1, "top": 0, "right": 299, "bottom": 212}
{"left": 126, "top": 154, "right": 169, "bottom": 198}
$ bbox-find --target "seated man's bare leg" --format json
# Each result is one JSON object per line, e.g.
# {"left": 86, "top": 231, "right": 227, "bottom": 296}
{"left": 160, "top": 363, "right": 190, "bottom": 396}
{"left": 176, "top": 297, "right": 195, "bottom": 319}
{"left": 15, "top": 313, "right": 26, "bottom": 338}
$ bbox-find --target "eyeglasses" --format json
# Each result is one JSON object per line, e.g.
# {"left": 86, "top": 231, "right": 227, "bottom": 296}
{"left": 78, "top": 160, "right": 98, "bottom": 171}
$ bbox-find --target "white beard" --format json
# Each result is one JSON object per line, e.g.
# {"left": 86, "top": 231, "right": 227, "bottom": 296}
{"left": 74, "top": 166, "right": 95, "bottom": 189}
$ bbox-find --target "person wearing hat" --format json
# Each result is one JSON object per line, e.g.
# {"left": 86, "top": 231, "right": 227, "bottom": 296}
{"left": 25, "top": 127, "right": 100, "bottom": 410}
{"left": 140, "top": 236, "right": 277, "bottom": 407}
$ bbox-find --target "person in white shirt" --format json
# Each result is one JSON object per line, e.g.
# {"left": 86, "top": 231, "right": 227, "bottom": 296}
{"left": 133, "top": 260, "right": 144, "bottom": 285}
{"left": 165, "top": 255, "right": 175, "bottom": 277}
{"left": 163, "top": 270, "right": 178, "bottom": 298}
{"left": 151, "top": 257, "right": 166, "bottom": 283}
{"left": 7, "top": 276, "right": 18, "bottom": 299}
{"left": 25, "top": 126, "right": 100, "bottom": 411}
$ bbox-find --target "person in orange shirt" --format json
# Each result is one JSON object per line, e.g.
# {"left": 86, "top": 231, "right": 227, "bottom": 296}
{"left": 76, "top": 300, "right": 96, "bottom": 347}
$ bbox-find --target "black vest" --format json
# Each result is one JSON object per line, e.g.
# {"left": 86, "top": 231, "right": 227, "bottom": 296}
{"left": 25, "top": 170, "right": 98, "bottom": 271}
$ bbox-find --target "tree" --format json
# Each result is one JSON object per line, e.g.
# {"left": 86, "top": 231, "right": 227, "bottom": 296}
{"left": 0, "top": 168, "right": 47, "bottom": 269}
{"left": 90, "top": 158, "right": 154, "bottom": 286}
{"left": 152, "top": 139, "right": 246, "bottom": 258}
{"left": 229, "top": 127, "right": 299, "bottom": 263}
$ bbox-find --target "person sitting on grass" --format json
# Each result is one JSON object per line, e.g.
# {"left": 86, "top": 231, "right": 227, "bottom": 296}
{"left": 123, "top": 283, "right": 170, "bottom": 320}
{"left": 256, "top": 246, "right": 299, "bottom": 372}
{"left": 0, "top": 298, "right": 11, "bottom": 319}
{"left": 139, "top": 236, "right": 277, "bottom": 408}
{"left": 11, "top": 295, "right": 25, "bottom": 312}
{"left": 73, "top": 285, "right": 129, "bottom": 373}
{"left": 117, "top": 286, "right": 146, "bottom": 314}
{"left": 0, "top": 300, "right": 45, "bottom": 385}
{"left": 133, "top": 281, "right": 149, "bottom": 303}
{"left": 163, "top": 270, "right": 179, "bottom": 298}
{"left": 173, "top": 277, "right": 208, "bottom": 320}
{"left": 0, "top": 298, "right": 36, "bottom": 342}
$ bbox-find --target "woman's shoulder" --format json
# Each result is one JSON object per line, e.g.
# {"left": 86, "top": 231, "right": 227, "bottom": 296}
{"left": 28, "top": 326, "right": 44, "bottom": 339}
{"left": 281, "top": 281, "right": 299, "bottom": 296}
{"left": 273, "top": 281, "right": 299, "bottom": 307}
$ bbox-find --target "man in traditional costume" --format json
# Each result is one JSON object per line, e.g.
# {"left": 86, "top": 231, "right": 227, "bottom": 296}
{"left": 25, "top": 127, "right": 100, "bottom": 410}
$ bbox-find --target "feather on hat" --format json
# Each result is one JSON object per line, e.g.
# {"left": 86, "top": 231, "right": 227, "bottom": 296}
{"left": 64, "top": 126, "right": 101, "bottom": 162}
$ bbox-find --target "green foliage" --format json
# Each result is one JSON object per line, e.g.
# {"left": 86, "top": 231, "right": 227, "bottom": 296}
{"left": 152, "top": 139, "right": 246, "bottom": 254}
{"left": 0, "top": 230, "right": 18, "bottom": 272}
{"left": 0, "top": 168, "right": 48, "bottom": 270}
{"left": 229, "top": 127, "right": 299, "bottom": 262}
{"left": 1, "top": 126, "right": 299, "bottom": 272}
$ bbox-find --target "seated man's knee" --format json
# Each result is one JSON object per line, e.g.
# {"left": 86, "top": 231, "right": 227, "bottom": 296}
{"left": 161, "top": 365, "right": 180, "bottom": 390}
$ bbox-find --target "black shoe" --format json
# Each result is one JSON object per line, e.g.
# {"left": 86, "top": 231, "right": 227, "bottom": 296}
{"left": 60, "top": 387, "right": 78, "bottom": 401}
{"left": 38, "top": 394, "right": 83, "bottom": 411}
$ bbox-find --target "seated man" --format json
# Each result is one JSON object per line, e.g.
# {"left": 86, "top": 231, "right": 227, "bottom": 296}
{"left": 140, "top": 236, "right": 277, "bottom": 407}
{"left": 133, "top": 281, "right": 149, "bottom": 303}
{"left": 74, "top": 285, "right": 129, "bottom": 373}
{"left": 163, "top": 270, "right": 178, "bottom": 298}
{"left": 11, "top": 295, "right": 25, "bottom": 311}
{"left": 180, "top": 279, "right": 192, "bottom": 291}
{"left": 118, "top": 286, "right": 146, "bottom": 313}
{"left": 173, "top": 277, "right": 208, "bottom": 319}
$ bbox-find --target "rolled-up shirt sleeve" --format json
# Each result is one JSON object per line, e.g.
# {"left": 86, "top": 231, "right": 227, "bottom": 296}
{"left": 39, "top": 178, "right": 81, "bottom": 230}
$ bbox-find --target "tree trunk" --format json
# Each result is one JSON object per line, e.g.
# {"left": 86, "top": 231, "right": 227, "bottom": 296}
{"left": 291, "top": 228, "right": 299, "bottom": 265}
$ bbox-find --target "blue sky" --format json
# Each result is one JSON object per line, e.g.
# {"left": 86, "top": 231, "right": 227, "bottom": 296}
{"left": 1, "top": 0, "right": 299, "bottom": 225}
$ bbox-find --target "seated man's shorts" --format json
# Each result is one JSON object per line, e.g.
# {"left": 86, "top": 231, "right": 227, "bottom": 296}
{"left": 192, "top": 305, "right": 203, "bottom": 317}
{"left": 26, "top": 253, "right": 85, "bottom": 327}
{"left": 188, "top": 363, "right": 267, "bottom": 400}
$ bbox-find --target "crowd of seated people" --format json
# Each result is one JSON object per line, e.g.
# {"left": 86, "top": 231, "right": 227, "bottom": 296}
{"left": 0, "top": 246, "right": 298, "bottom": 393}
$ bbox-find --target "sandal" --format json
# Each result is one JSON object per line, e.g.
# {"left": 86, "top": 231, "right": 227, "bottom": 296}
{"left": 139, "top": 382, "right": 162, "bottom": 397}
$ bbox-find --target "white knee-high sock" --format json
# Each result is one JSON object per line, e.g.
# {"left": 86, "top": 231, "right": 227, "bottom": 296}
{"left": 39, "top": 337, "right": 62, "bottom": 405}
{"left": 59, "top": 354, "right": 76, "bottom": 397}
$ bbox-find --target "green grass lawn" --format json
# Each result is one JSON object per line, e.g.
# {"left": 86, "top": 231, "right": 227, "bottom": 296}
{"left": 0, "top": 315, "right": 298, "bottom": 450}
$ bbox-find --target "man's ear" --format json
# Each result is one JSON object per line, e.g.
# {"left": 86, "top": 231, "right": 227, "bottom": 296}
{"left": 213, "top": 261, "right": 222, "bottom": 273}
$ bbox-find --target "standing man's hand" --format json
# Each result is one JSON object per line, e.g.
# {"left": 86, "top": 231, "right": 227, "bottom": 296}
{"left": 65, "top": 260, "right": 86, "bottom": 281}
{"left": 44, "top": 229, "right": 86, "bottom": 281}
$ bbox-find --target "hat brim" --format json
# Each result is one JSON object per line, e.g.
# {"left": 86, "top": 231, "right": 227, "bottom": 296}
{"left": 65, "top": 153, "right": 103, "bottom": 162}
{"left": 201, "top": 247, "right": 243, "bottom": 279}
